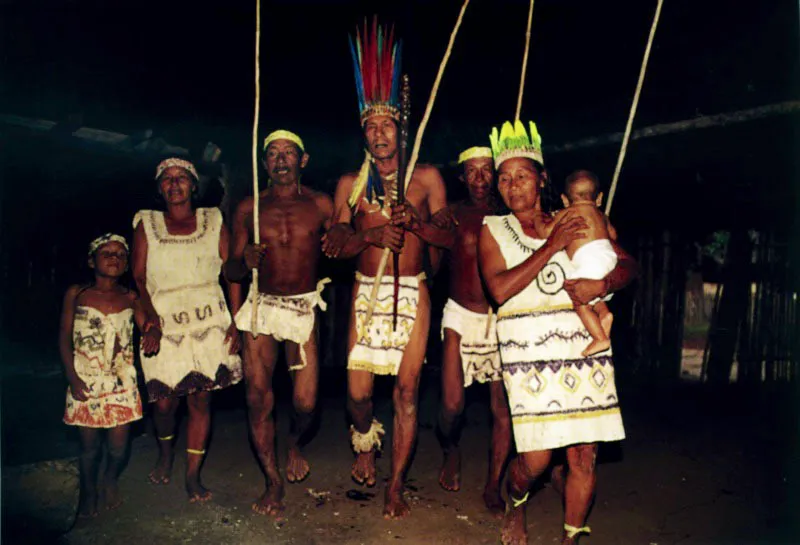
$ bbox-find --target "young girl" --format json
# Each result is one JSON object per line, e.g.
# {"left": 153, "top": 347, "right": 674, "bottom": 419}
{"left": 60, "top": 233, "right": 159, "bottom": 517}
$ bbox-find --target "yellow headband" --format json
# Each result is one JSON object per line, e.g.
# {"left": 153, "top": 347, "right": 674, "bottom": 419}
{"left": 457, "top": 146, "right": 493, "bottom": 165}
{"left": 263, "top": 130, "right": 305, "bottom": 153}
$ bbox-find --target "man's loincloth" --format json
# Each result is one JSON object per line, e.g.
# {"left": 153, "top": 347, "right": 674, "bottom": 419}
{"left": 348, "top": 272, "right": 425, "bottom": 376}
{"left": 235, "top": 278, "right": 330, "bottom": 370}
{"left": 441, "top": 298, "right": 501, "bottom": 387}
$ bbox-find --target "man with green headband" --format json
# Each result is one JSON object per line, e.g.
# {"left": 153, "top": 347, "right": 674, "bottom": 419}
{"left": 226, "top": 129, "right": 333, "bottom": 517}
{"left": 435, "top": 146, "right": 511, "bottom": 516}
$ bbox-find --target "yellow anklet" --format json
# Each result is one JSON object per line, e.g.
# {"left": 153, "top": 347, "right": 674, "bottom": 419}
{"left": 158, "top": 435, "right": 174, "bottom": 441}
{"left": 564, "top": 523, "right": 591, "bottom": 539}
{"left": 186, "top": 448, "right": 206, "bottom": 456}
{"left": 510, "top": 491, "right": 529, "bottom": 508}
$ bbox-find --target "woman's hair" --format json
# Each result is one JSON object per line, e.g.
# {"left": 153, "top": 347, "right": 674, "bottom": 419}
{"left": 538, "top": 163, "right": 560, "bottom": 214}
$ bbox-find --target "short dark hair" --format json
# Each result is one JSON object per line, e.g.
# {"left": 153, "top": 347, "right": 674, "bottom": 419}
{"left": 564, "top": 170, "right": 600, "bottom": 202}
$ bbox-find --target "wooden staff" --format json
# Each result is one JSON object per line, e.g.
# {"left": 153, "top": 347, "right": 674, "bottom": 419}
{"left": 393, "top": 75, "right": 411, "bottom": 331}
{"left": 515, "top": 0, "right": 535, "bottom": 122}
{"left": 363, "top": 0, "right": 472, "bottom": 330}
{"left": 605, "top": 0, "right": 664, "bottom": 217}
{"left": 250, "top": 0, "right": 261, "bottom": 337}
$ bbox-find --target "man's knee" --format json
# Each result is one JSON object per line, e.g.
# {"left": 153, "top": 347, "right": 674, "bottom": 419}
{"left": 393, "top": 382, "right": 418, "bottom": 416}
{"left": 293, "top": 392, "right": 316, "bottom": 415}
{"left": 441, "top": 388, "right": 464, "bottom": 419}
{"left": 187, "top": 392, "right": 211, "bottom": 413}
{"left": 246, "top": 383, "right": 274, "bottom": 415}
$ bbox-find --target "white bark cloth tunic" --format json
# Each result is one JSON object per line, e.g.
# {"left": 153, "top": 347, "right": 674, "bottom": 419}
{"left": 483, "top": 214, "right": 625, "bottom": 452}
{"left": 134, "top": 208, "right": 242, "bottom": 401}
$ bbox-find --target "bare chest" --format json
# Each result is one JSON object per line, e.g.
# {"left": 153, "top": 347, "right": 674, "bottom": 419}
{"left": 258, "top": 200, "right": 321, "bottom": 247}
{"left": 453, "top": 208, "right": 487, "bottom": 257}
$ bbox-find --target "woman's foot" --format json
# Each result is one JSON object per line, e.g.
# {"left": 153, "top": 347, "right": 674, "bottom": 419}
{"left": 186, "top": 474, "right": 212, "bottom": 503}
{"left": 103, "top": 479, "right": 123, "bottom": 510}
{"left": 500, "top": 500, "right": 528, "bottom": 545}
{"left": 148, "top": 452, "right": 173, "bottom": 485}
{"left": 77, "top": 491, "right": 98, "bottom": 519}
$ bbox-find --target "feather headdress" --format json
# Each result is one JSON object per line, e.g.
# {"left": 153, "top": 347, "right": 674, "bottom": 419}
{"left": 347, "top": 18, "right": 404, "bottom": 209}
{"left": 349, "top": 18, "right": 403, "bottom": 126}
{"left": 489, "top": 120, "right": 544, "bottom": 169}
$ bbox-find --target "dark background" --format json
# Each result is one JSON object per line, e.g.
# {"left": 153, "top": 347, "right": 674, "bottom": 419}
{"left": 1, "top": 0, "right": 798, "bottom": 357}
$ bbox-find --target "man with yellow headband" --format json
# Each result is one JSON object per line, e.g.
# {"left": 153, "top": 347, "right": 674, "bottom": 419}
{"left": 432, "top": 146, "right": 511, "bottom": 516}
{"left": 225, "top": 129, "right": 333, "bottom": 517}
{"left": 321, "top": 22, "right": 454, "bottom": 519}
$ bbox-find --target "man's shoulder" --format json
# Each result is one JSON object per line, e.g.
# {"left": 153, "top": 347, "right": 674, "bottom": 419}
{"left": 336, "top": 171, "right": 359, "bottom": 188}
{"left": 411, "top": 163, "right": 445, "bottom": 194}
{"left": 234, "top": 196, "right": 255, "bottom": 214}
{"left": 304, "top": 186, "right": 334, "bottom": 208}
{"left": 413, "top": 162, "right": 442, "bottom": 178}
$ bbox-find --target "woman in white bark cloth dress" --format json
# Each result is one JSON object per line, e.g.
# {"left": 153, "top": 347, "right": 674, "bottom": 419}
{"left": 132, "top": 157, "right": 243, "bottom": 503}
{"left": 477, "top": 121, "right": 638, "bottom": 545}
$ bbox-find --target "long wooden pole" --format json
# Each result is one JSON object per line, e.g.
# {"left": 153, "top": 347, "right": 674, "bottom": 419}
{"left": 515, "top": 0, "right": 535, "bottom": 122}
{"left": 544, "top": 100, "right": 800, "bottom": 154}
{"left": 604, "top": 0, "right": 664, "bottom": 217}
{"left": 363, "top": 0, "right": 471, "bottom": 331}
{"left": 250, "top": 0, "right": 261, "bottom": 337}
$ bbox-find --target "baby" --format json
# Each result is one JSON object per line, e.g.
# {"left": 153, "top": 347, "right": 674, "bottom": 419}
{"left": 534, "top": 170, "right": 618, "bottom": 356}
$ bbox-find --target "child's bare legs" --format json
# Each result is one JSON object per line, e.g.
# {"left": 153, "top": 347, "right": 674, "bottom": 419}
{"left": 575, "top": 304, "right": 610, "bottom": 357}
{"left": 77, "top": 427, "right": 102, "bottom": 518}
{"left": 103, "top": 424, "right": 130, "bottom": 510}
{"left": 594, "top": 300, "right": 613, "bottom": 337}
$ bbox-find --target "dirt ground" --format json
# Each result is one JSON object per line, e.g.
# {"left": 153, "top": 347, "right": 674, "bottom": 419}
{"left": 3, "top": 366, "right": 799, "bottom": 545}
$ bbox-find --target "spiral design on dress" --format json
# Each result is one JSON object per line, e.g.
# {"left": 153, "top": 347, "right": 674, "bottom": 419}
{"left": 536, "top": 262, "right": 566, "bottom": 295}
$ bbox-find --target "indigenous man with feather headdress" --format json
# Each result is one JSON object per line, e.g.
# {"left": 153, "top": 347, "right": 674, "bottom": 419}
{"left": 225, "top": 130, "right": 333, "bottom": 516}
{"left": 322, "top": 20, "right": 454, "bottom": 519}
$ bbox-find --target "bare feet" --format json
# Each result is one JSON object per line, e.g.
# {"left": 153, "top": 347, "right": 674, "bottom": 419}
{"left": 103, "top": 479, "right": 123, "bottom": 511}
{"left": 438, "top": 447, "right": 461, "bottom": 492}
{"left": 252, "top": 483, "right": 285, "bottom": 517}
{"left": 483, "top": 484, "right": 505, "bottom": 518}
{"left": 351, "top": 450, "right": 377, "bottom": 487}
{"left": 581, "top": 338, "right": 610, "bottom": 358}
{"left": 77, "top": 492, "right": 98, "bottom": 518}
{"left": 186, "top": 475, "right": 212, "bottom": 503}
{"left": 383, "top": 482, "right": 411, "bottom": 519}
{"left": 601, "top": 312, "right": 614, "bottom": 337}
{"left": 286, "top": 446, "right": 310, "bottom": 483}
{"left": 148, "top": 453, "right": 173, "bottom": 485}
{"left": 500, "top": 502, "right": 528, "bottom": 545}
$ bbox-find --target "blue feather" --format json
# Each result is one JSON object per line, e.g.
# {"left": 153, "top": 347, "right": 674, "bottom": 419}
{"left": 391, "top": 40, "right": 403, "bottom": 106}
{"left": 348, "top": 35, "right": 365, "bottom": 113}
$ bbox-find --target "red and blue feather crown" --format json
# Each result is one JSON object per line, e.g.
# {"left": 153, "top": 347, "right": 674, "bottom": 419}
{"left": 349, "top": 18, "right": 403, "bottom": 126}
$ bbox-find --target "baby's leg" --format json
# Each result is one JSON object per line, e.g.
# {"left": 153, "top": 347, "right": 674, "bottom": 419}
{"left": 593, "top": 301, "right": 614, "bottom": 337}
{"left": 574, "top": 305, "right": 610, "bottom": 357}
